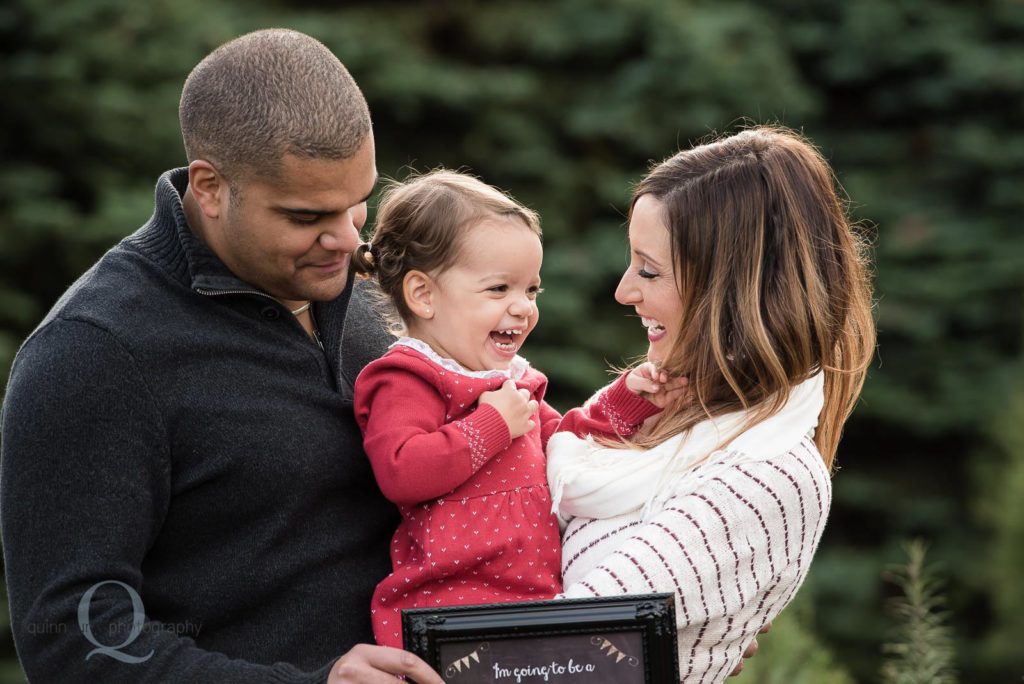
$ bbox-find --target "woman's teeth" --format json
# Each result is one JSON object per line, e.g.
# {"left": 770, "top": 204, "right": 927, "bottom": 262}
{"left": 641, "top": 317, "right": 665, "bottom": 333}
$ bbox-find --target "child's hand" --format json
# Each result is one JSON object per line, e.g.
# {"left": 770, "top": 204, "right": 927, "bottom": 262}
{"left": 626, "top": 362, "right": 689, "bottom": 410}
{"left": 479, "top": 380, "right": 538, "bottom": 439}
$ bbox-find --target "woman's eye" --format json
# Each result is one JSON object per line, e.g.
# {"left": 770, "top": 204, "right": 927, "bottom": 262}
{"left": 638, "top": 268, "right": 659, "bottom": 279}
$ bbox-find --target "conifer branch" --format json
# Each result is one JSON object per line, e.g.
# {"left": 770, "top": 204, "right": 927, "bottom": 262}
{"left": 880, "top": 539, "right": 957, "bottom": 684}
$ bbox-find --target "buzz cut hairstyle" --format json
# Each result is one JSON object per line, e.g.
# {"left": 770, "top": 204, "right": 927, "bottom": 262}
{"left": 179, "top": 29, "right": 371, "bottom": 182}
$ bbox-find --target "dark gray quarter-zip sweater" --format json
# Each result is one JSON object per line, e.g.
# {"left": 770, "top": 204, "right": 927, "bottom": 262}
{"left": 0, "top": 169, "right": 397, "bottom": 683}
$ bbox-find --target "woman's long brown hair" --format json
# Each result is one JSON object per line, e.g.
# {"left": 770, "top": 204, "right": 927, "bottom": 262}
{"left": 623, "top": 126, "right": 875, "bottom": 471}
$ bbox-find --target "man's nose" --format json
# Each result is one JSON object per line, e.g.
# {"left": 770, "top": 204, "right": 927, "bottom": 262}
{"left": 318, "top": 213, "right": 360, "bottom": 253}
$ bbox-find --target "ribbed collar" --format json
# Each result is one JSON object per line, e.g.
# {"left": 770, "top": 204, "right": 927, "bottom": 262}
{"left": 124, "top": 168, "right": 262, "bottom": 295}
{"left": 121, "top": 168, "right": 356, "bottom": 375}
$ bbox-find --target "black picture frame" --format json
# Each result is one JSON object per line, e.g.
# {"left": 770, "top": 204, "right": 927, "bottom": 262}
{"left": 402, "top": 594, "right": 679, "bottom": 683}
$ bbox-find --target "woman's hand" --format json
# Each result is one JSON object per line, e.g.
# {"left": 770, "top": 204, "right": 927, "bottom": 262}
{"left": 625, "top": 362, "right": 689, "bottom": 409}
{"left": 727, "top": 621, "right": 772, "bottom": 678}
{"left": 328, "top": 644, "right": 443, "bottom": 683}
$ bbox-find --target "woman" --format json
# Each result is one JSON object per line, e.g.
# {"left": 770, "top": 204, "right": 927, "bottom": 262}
{"left": 548, "top": 126, "right": 874, "bottom": 682}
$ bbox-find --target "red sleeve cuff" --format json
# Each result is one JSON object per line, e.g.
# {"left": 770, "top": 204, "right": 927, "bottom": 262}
{"left": 601, "top": 374, "right": 662, "bottom": 429}
{"left": 455, "top": 403, "right": 512, "bottom": 472}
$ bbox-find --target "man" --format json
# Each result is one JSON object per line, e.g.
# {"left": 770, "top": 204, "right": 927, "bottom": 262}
{"left": 1, "top": 29, "right": 442, "bottom": 683}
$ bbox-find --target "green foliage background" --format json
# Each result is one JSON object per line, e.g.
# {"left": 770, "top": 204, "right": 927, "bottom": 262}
{"left": 2, "top": 0, "right": 1022, "bottom": 681}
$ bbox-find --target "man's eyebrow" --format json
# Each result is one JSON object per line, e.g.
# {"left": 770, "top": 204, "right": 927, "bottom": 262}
{"left": 276, "top": 177, "right": 378, "bottom": 215}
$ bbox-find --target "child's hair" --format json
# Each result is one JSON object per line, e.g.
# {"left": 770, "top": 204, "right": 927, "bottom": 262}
{"left": 621, "top": 126, "right": 875, "bottom": 470}
{"left": 352, "top": 169, "right": 541, "bottom": 332}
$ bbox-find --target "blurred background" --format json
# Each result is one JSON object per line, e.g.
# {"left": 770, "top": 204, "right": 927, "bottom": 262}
{"left": 2, "top": 0, "right": 1022, "bottom": 681}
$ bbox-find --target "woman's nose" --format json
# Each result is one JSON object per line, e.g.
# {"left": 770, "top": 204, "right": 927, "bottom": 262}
{"left": 615, "top": 272, "right": 639, "bottom": 305}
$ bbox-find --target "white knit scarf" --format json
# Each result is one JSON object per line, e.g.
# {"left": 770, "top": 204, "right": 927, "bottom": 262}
{"left": 547, "top": 373, "right": 825, "bottom": 523}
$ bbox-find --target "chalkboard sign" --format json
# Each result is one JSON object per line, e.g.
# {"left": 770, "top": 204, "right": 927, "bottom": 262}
{"left": 402, "top": 594, "right": 678, "bottom": 684}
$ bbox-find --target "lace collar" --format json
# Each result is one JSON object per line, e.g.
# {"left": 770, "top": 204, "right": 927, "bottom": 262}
{"left": 391, "top": 336, "right": 530, "bottom": 380}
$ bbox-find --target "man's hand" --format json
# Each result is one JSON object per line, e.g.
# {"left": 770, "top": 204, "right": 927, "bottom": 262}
{"left": 728, "top": 621, "right": 772, "bottom": 677}
{"left": 479, "top": 380, "right": 538, "bottom": 438}
{"left": 328, "top": 643, "right": 443, "bottom": 683}
{"left": 625, "top": 362, "right": 689, "bottom": 409}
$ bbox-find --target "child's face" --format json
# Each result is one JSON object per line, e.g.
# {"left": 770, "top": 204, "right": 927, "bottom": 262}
{"left": 410, "top": 217, "right": 543, "bottom": 372}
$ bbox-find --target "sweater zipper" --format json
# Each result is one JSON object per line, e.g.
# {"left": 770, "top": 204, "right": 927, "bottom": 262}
{"left": 195, "top": 287, "right": 275, "bottom": 301}
{"left": 195, "top": 288, "right": 324, "bottom": 351}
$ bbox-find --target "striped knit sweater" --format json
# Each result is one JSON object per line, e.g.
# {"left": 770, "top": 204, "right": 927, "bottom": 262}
{"left": 557, "top": 434, "right": 832, "bottom": 683}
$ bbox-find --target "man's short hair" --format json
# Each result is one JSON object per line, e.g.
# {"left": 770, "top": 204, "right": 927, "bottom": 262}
{"left": 179, "top": 29, "right": 371, "bottom": 182}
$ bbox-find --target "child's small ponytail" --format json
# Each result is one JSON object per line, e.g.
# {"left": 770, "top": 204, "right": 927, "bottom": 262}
{"left": 351, "top": 242, "right": 377, "bottom": 276}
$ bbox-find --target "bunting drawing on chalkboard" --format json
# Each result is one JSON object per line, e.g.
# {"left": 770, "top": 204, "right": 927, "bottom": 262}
{"left": 591, "top": 635, "right": 640, "bottom": 667}
{"left": 444, "top": 642, "right": 490, "bottom": 678}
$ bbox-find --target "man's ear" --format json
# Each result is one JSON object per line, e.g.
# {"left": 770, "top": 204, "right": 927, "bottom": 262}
{"left": 187, "top": 160, "right": 229, "bottom": 220}
{"left": 402, "top": 270, "right": 435, "bottom": 320}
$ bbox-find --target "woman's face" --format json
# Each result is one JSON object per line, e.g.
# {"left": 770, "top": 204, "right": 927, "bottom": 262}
{"left": 615, "top": 194, "right": 683, "bottom": 365}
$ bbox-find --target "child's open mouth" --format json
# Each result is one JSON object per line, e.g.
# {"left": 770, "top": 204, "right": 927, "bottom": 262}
{"left": 489, "top": 328, "right": 523, "bottom": 355}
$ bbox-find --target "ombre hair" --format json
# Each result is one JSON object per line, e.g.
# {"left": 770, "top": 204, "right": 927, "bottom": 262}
{"left": 623, "top": 126, "right": 875, "bottom": 470}
{"left": 351, "top": 169, "right": 541, "bottom": 332}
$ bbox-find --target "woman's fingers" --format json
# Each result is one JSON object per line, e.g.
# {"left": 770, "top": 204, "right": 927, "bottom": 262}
{"left": 329, "top": 644, "right": 443, "bottom": 684}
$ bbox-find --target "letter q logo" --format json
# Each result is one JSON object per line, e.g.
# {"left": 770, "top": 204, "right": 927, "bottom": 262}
{"left": 77, "top": 581, "right": 154, "bottom": 664}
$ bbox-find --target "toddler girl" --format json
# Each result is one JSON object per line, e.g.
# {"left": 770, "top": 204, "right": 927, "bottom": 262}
{"left": 351, "top": 170, "right": 679, "bottom": 648}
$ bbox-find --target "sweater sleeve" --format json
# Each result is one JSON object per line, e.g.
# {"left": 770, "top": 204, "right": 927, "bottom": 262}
{"left": 560, "top": 447, "right": 832, "bottom": 683}
{"left": 538, "top": 400, "right": 564, "bottom": 450}
{"left": 0, "top": 319, "right": 332, "bottom": 684}
{"left": 354, "top": 356, "right": 511, "bottom": 506}
{"left": 554, "top": 374, "right": 661, "bottom": 439}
